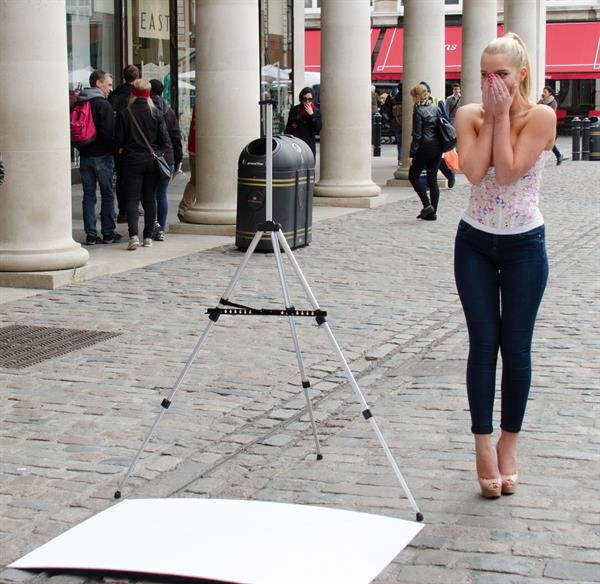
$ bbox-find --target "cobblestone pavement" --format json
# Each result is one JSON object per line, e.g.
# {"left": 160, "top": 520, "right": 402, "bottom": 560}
{"left": 1, "top": 150, "right": 599, "bottom": 583}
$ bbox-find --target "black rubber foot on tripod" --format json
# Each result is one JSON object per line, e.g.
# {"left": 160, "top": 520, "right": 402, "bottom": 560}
{"left": 114, "top": 490, "right": 121, "bottom": 500}
{"left": 316, "top": 453, "right": 323, "bottom": 461}
{"left": 416, "top": 512, "right": 424, "bottom": 522}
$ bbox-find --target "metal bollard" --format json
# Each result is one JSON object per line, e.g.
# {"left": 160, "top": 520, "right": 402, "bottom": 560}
{"left": 572, "top": 117, "right": 581, "bottom": 161}
{"left": 373, "top": 112, "right": 382, "bottom": 157}
{"left": 581, "top": 117, "right": 591, "bottom": 161}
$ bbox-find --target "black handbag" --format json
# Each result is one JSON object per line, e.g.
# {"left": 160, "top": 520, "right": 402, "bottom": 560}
{"left": 438, "top": 114, "right": 457, "bottom": 153}
{"left": 128, "top": 110, "right": 172, "bottom": 180}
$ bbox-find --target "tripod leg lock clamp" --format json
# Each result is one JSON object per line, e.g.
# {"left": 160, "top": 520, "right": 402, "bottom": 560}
{"left": 161, "top": 399, "right": 172, "bottom": 409}
{"left": 258, "top": 220, "right": 281, "bottom": 232}
{"left": 302, "top": 380, "right": 310, "bottom": 389}
{"left": 315, "top": 314, "right": 327, "bottom": 326}
{"left": 362, "top": 408, "right": 373, "bottom": 420}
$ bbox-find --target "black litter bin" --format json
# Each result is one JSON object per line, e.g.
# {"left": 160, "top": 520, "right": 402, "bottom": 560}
{"left": 589, "top": 116, "right": 600, "bottom": 161}
{"left": 236, "top": 135, "right": 315, "bottom": 251}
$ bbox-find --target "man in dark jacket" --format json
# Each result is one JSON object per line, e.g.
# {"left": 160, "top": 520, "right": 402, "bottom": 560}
{"left": 76, "top": 69, "right": 121, "bottom": 245}
{"left": 149, "top": 79, "right": 182, "bottom": 239}
{"left": 109, "top": 64, "right": 140, "bottom": 222}
{"left": 285, "top": 87, "right": 322, "bottom": 159}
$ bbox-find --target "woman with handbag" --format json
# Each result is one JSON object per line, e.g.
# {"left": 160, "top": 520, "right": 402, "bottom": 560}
{"left": 115, "top": 79, "right": 172, "bottom": 250}
{"left": 408, "top": 83, "right": 443, "bottom": 221}
{"left": 454, "top": 33, "right": 555, "bottom": 498}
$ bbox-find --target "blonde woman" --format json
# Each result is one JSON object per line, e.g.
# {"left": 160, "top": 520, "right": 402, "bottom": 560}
{"left": 454, "top": 33, "right": 555, "bottom": 498}
{"left": 408, "top": 83, "right": 443, "bottom": 220}
{"left": 115, "top": 78, "right": 172, "bottom": 250}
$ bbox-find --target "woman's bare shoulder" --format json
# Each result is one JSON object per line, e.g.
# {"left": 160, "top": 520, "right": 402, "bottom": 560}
{"left": 456, "top": 103, "right": 484, "bottom": 124}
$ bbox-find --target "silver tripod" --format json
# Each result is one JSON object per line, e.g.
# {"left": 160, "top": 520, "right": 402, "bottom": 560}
{"left": 115, "top": 100, "right": 423, "bottom": 522}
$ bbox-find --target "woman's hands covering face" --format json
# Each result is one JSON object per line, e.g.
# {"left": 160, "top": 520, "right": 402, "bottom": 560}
{"left": 486, "top": 74, "right": 516, "bottom": 118}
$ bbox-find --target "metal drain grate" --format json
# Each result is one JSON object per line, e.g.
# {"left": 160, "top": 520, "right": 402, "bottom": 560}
{"left": 0, "top": 325, "right": 121, "bottom": 369}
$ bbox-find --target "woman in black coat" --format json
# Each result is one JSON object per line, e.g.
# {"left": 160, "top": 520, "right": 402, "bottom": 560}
{"left": 284, "top": 87, "right": 322, "bottom": 158}
{"left": 408, "top": 83, "right": 443, "bottom": 221}
{"left": 115, "top": 79, "right": 172, "bottom": 250}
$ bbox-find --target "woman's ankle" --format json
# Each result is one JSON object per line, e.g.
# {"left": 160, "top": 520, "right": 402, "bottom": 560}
{"left": 497, "top": 431, "right": 519, "bottom": 474}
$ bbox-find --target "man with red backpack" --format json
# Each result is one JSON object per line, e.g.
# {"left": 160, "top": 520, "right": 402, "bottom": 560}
{"left": 73, "top": 69, "right": 121, "bottom": 245}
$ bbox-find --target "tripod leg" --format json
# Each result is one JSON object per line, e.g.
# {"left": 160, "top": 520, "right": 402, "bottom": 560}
{"left": 276, "top": 231, "right": 423, "bottom": 521}
{"left": 114, "top": 231, "right": 265, "bottom": 499}
{"left": 270, "top": 232, "right": 322, "bottom": 460}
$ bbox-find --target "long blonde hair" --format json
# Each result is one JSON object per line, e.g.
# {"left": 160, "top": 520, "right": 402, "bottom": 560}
{"left": 127, "top": 79, "right": 155, "bottom": 110}
{"left": 482, "top": 32, "right": 533, "bottom": 104}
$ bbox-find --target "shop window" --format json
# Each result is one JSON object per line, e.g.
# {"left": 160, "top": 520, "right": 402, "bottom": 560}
{"left": 127, "top": 0, "right": 172, "bottom": 105}
{"left": 67, "top": 0, "right": 117, "bottom": 168}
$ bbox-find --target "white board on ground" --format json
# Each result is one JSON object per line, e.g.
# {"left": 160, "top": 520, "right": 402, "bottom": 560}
{"left": 10, "top": 498, "right": 424, "bottom": 584}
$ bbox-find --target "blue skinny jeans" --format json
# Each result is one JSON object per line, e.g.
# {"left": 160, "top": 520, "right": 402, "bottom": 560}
{"left": 454, "top": 220, "right": 548, "bottom": 434}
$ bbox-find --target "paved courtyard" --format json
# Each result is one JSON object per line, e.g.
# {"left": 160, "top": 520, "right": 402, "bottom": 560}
{"left": 1, "top": 141, "right": 599, "bottom": 583}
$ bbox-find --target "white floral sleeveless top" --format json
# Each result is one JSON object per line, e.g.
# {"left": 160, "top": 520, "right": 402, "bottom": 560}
{"left": 462, "top": 152, "right": 546, "bottom": 234}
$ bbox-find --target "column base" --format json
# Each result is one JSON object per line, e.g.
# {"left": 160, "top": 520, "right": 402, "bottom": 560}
{"left": 0, "top": 243, "right": 89, "bottom": 273}
{"left": 313, "top": 193, "right": 388, "bottom": 209}
{"left": 314, "top": 181, "right": 381, "bottom": 199}
{"left": 180, "top": 207, "right": 236, "bottom": 226}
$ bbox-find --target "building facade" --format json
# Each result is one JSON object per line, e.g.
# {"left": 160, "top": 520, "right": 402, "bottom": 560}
{"left": 0, "top": 0, "right": 598, "bottom": 276}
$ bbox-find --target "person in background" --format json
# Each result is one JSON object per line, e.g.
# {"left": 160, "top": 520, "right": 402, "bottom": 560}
{"left": 421, "top": 80, "right": 456, "bottom": 189}
{"left": 454, "top": 33, "right": 555, "bottom": 499}
{"left": 0, "top": 152, "right": 5, "bottom": 186}
{"left": 445, "top": 83, "right": 462, "bottom": 126}
{"left": 115, "top": 79, "right": 172, "bottom": 250}
{"left": 149, "top": 79, "right": 182, "bottom": 241}
{"left": 285, "top": 87, "right": 322, "bottom": 159}
{"left": 109, "top": 64, "right": 140, "bottom": 223}
{"left": 75, "top": 69, "right": 121, "bottom": 245}
{"left": 408, "top": 83, "right": 443, "bottom": 221}
{"left": 178, "top": 105, "right": 196, "bottom": 221}
{"left": 538, "top": 86, "right": 564, "bottom": 165}
{"left": 386, "top": 84, "right": 403, "bottom": 164}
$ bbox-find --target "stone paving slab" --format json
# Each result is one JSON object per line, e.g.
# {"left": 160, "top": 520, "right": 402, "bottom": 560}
{"left": 0, "top": 146, "right": 598, "bottom": 583}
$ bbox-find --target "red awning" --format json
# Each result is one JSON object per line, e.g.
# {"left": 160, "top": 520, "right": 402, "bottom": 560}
{"left": 546, "top": 22, "right": 600, "bottom": 79}
{"left": 304, "top": 28, "right": 380, "bottom": 73}
{"left": 307, "top": 21, "right": 600, "bottom": 80}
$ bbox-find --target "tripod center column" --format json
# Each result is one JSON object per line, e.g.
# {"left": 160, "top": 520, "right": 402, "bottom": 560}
{"left": 314, "top": 0, "right": 382, "bottom": 205}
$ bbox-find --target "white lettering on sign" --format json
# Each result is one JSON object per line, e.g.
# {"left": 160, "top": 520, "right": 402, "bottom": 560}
{"left": 138, "top": 0, "right": 170, "bottom": 40}
{"left": 445, "top": 44, "right": 458, "bottom": 52}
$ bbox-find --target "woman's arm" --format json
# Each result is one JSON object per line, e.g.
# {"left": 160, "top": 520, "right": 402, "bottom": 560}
{"left": 456, "top": 103, "right": 494, "bottom": 185}
{"left": 309, "top": 110, "right": 322, "bottom": 133}
{"left": 489, "top": 76, "right": 556, "bottom": 185}
{"left": 409, "top": 107, "right": 422, "bottom": 158}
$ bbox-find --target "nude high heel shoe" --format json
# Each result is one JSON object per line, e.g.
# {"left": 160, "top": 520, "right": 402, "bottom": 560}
{"left": 478, "top": 476, "right": 502, "bottom": 499}
{"left": 496, "top": 443, "right": 518, "bottom": 495}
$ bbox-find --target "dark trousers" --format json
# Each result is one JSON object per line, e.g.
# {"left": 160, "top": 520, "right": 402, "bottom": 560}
{"left": 409, "top": 147, "right": 443, "bottom": 210}
{"left": 114, "top": 153, "right": 128, "bottom": 216}
{"left": 552, "top": 144, "right": 562, "bottom": 159}
{"left": 454, "top": 221, "right": 548, "bottom": 435}
{"left": 123, "top": 159, "right": 160, "bottom": 238}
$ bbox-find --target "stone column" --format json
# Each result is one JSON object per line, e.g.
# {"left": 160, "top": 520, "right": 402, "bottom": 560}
{"left": 461, "top": 0, "right": 498, "bottom": 106}
{"left": 388, "top": 0, "right": 445, "bottom": 185}
{"left": 0, "top": 0, "right": 88, "bottom": 272}
{"left": 314, "top": 0, "right": 381, "bottom": 205}
{"left": 180, "top": 0, "right": 260, "bottom": 229}
{"left": 504, "top": 0, "right": 545, "bottom": 101}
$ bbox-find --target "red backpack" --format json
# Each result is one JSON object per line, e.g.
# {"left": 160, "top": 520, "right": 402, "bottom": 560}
{"left": 70, "top": 100, "right": 97, "bottom": 147}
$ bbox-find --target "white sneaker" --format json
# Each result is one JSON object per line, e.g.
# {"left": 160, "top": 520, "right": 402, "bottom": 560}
{"left": 143, "top": 238, "right": 153, "bottom": 247}
{"left": 127, "top": 235, "right": 140, "bottom": 250}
